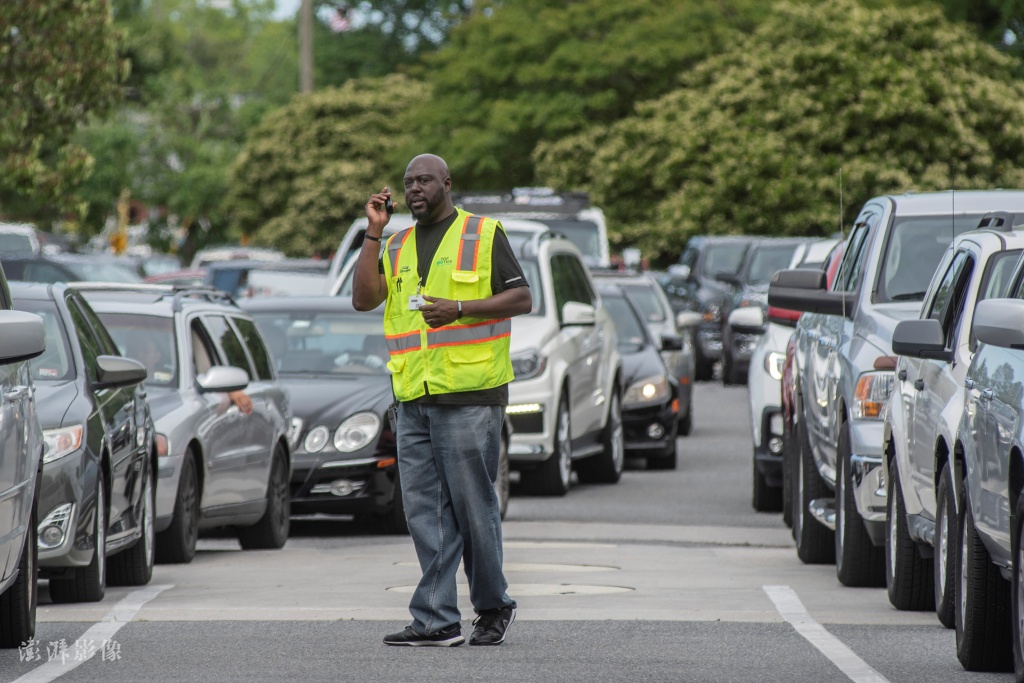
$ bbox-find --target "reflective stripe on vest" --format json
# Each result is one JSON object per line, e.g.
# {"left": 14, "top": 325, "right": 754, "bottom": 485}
{"left": 384, "top": 330, "right": 420, "bottom": 355}
{"left": 426, "top": 318, "right": 511, "bottom": 349}
{"left": 388, "top": 228, "right": 413, "bottom": 277}
{"left": 457, "top": 216, "right": 484, "bottom": 272}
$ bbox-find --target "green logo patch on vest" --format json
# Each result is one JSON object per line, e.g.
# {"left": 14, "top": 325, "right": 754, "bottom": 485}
{"left": 435, "top": 256, "right": 453, "bottom": 266}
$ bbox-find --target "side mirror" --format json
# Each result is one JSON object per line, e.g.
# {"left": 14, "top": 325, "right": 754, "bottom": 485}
{"left": 676, "top": 311, "right": 702, "bottom": 329}
{"left": 660, "top": 334, "right": 684, "bottom": 352}
{"left": 94, "top": 355, "right": 148, "bottom": 389}
{"left": 728, "top": 307, "right": 765, "bottom": 331}
{"left": 768, "top": 268, "right": 852, "bottom": 318}
{"left": 974, "top": 299, "right": 1024, "bottom": 349}
{"left": 197, "top": 365, "right": 250, "bottom": 393}
{"left": 668, "top": 264, "right": 691, "bottom": 280}
{"left": 562, "top": 301, "right": 596, "bottom": 326}
{"left": 0, "top": 310, "right": 46, "bottom": 364}
{"left": 891, "top": 319, "right": 950, "bottom": 361}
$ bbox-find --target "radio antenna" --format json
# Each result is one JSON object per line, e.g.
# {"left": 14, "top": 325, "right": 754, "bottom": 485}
{"left": 840, "top": 167, "right": 846, "bottom": 320}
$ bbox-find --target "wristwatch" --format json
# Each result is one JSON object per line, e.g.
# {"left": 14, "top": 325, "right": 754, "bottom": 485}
{"left": 457, "top": 300, "right": 463, "bottom": 319}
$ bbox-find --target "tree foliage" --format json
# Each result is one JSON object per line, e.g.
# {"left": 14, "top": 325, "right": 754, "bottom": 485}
{"left": 0, "top": 0, "right": 124, "bottom": 218}
{"left": 405, "top": 0, "right": 770, "bottom": 189}
{"left": 225, "top": 74, "right": 427, "bottom": 256}
{"left": 535, "top": 0, "right": 1024, "bottom": 263}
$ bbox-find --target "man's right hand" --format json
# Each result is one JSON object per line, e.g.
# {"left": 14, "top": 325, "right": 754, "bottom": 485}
{"left": 365, "top": 188, "right": 393, "bottom": 236}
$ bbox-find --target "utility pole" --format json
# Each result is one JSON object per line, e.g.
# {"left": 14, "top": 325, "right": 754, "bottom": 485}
{"left": 299, "top": 0, "right": 314, "bottom": 92}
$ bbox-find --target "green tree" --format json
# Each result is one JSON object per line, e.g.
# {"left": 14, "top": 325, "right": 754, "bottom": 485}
{"left": 225, "top": 74, "right": 427, "bottom": 256}
{"left": 404, "top": 0, "right": 771, "bottom": 189}
{"left": 0, "top": 0, "right": 124, "bottom": 219}
{"left": 536, "top": 0, "right": 1024, "bottom": 263}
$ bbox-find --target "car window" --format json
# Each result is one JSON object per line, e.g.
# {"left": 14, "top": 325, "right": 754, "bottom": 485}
{"left": 972, "top": 249, "right": 1023, "bottom": 351}
{"left": 231, "top": 317, "right": 274, "bottom": 381}
{"left": 876, "top": 215, "right": 979, "bottom": 303}
{"left": 621, "top": 284, "right": 667, "bottom": 323}
{"left": 0, "top": 233, "right": 34, "bottom": 253}
{"left": 927, "top": 251, "right": 970, "bottom": 323}
{"left": 833, "top": 216, "right": 874, "bottom": 293}
{"left": 203, "top": 315, "right": 255, "bottom": 379}
{"left": 702, "top": 243, "right": 746, "bottom": 278}
{"left": 98, "top": 313, "right": 178, "bottom": 386}
{"left": 745, "top": 245, "right": 800, "bottom": 286}
{"left": 550, "top": 254, "right": 576, "bottom": 321}
{"left": 72, "top": 294, "right": 121, "bottom": 356}
{"left": 565, "top": 257, "right": 596, "bottom": 306}
{"left": 14, "top": 299, "right": 74, "bottom": 382}
{"left": 534, "top": 219, "right": 602, "bottom": 265}
{"left": 24, "top": 261, "right": 71, "bottom": 284}
{"left": 928, "top": 251, "right": 973, "bottom": 348}
{"left": 66, "top": 298, "right": 102, "bottom": 383}
{"left": 190, "top": 319, "right": 220, "bottom": 376}
{"left": 601, "top": 294, "right": 648, "bottom": 350}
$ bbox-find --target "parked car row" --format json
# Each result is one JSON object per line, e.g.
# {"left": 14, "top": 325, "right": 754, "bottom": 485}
{"left": 750, "top": 189, "right": 1024, "bottom": 677}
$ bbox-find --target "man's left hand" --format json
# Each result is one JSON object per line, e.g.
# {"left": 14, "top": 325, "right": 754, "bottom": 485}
{"left": 420, "top": 296, "right": 458, "bottom": 328}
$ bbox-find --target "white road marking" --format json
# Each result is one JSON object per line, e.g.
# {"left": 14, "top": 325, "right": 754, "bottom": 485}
{"left": 13, "top": 584, "right": 173, "bottom": 683}
{"left": 764, "top": 585, "right": 890, "bottom": 683}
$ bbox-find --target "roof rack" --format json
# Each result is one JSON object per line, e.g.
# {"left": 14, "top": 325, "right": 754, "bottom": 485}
{"left": 977, "top": 212, "right": 1016, "bottom": 232}
{"left": 69, "top": 282, "right": 236, "bottom": 311}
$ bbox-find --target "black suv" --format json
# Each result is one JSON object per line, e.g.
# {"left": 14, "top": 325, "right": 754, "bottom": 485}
{"left": 666, "top": 236, "right": 754, "bottom": 380}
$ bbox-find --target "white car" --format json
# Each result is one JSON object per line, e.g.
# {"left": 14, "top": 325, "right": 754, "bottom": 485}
{"left": 884, "top": 216, "right": 1024, "bottom": 627}
{"left": 736, "top": 238, "right": 840, "bottom": 512}
{"left": 506, "top": 234, "right": 624, "bottom": 496}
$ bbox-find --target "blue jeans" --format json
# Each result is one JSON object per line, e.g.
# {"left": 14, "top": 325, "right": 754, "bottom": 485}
{"left": 396, "top": 402, "right": 515, "bottom": 634}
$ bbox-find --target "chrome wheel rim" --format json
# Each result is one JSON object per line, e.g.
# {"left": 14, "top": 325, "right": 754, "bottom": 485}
{"left": 557, "top": 403, "right": 572, "bottom": 488}
{"left": 938, "top": 498, "right": 949, "bottom": 596}
{"left": 610, "top": 394, "right": 624, "bottom": 474}
{"left": 888, "top": 483, "right": 897, "bottom": 581}
{"left": 143, "top": 475, "right": 154, "bottom": 570}
{"left": 96, "top": 484, "right": 106, "bottom": 586}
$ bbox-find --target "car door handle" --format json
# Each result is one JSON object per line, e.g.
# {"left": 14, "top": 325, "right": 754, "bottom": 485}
{"left": 914, "top": 379, "right": 925, "bottom": 391}
{"left": 897, "top": 369, "right": 907, "bottom": 381}
{"left": 981, "top": 389, "right": 994, "bottom": 402}
{"left": 964, "top": 378, "right": 975, "bottom": 390}
{"left": 3, "top": 386, "right": 28, "bottom": 402}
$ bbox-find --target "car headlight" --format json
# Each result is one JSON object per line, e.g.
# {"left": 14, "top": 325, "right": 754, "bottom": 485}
{"left": 42, "top": 425, "right": 84, "bottom": 464}
{"left": 764, "top": 352, "right": 785, "bottom": 381}
{"left": 623, "top": 375, "right": 670, "bottom": 408}
{"left": 511, "top": 348, "right": 547, "bottom": 380}
{"left": 303, "top": 425, "right": 330, "bottom": 453}
{"left": 287, "top": 418, "right": 303, "bottom": 450}
{"left": 334, "top": 412, "right": 381, "bottom": 452}
{"left": 852, "top": 371, "right": 895, "bottom": 420}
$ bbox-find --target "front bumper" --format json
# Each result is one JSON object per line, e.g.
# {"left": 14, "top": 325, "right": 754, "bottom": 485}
{"left": 290, "top": 453, "right": 399, "bottom": 516}
{"left": 622, "top": 401, "right": 677, "bottom": 454}
{"left": 37, "top": 448, "right": 99, "bottom": 570}
{"left": 697, "top": 324, "right": 723, "bottom": 360}
{"left": 154, "top": 452, "right": 185, "bottom": 533}
{"left": 507, "top": 378, "right": 555, "bottom": 464}
{"left": 754, "top": 407, "right": 785, "bottom": 487}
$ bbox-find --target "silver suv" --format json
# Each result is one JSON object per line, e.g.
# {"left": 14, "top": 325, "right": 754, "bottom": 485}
{"left": 0, "top": 266, "right": 45, "bottom": 647}
{"left": 79, "top": 285, "right": 292, "bottom": 563}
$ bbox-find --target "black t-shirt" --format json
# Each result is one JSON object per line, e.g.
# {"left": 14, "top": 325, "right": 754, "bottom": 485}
{"left": 379, "top": 210, "right": 528, "bottom": 405}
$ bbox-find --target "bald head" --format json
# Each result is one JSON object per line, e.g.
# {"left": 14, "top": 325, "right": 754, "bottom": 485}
{"left": 404, "top": 154, "right": 454, "bottom": 223}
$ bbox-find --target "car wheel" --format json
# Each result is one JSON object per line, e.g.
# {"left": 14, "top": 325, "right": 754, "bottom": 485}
{"left": 494, "top": 430, "right": 510, "bottom": 520}
{"left": 835, "top": 422, "right": 884, "bottom": 587}
{"left": 647, "top": 437, "right": 678, "bottom": 471}
{"left": 156, "top": 452, "right": 199, "bottom": 564}
{"left": 721, "top": 349, "right": 736, "bottom": 386}
{"left": 1012, "top": 488, "right": 1024, "bottom": 680}
{"left": 50, "top": 470, "right": 106, "bottom": 604}
{"left": 108, "top": 463, "right": 155, "bottom": 586}
{"left": 781, "top": 417, "right": 794, "bottom": 528}
{"left": 794, "top": 418, "right": 835, "bottom": 564}
{"left": 238, "top": 445, "right": 290, "bottom": 550}
{"left": 520, "top": 393, "right": 572, "bottom": 496}
{"left": 934, "top": 461, "right": 957, "bottom": 629}
{"left": 885, "top": 458, "right": 934, "bottom": 610}
{"left": 956, "top": 486, "right": 1012, "bottom": 671}
{"left": 0, "top": 505, "right": 37, "bottom": 647}
{"left": 678, "top": 392, "right": 693, "bottom": 437}
{"left": 752, "top": 457, "right": 782, "bottom": 512}
{"left": 693, "top": 339, "right": 713, "bottom": 382}
{"left": 576, "top": 389, "right": 624, "bottom": 484}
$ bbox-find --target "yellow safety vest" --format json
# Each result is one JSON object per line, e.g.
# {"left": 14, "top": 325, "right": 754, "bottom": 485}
{"left": 382, "top": 209, "right": 514, "bottom": 402}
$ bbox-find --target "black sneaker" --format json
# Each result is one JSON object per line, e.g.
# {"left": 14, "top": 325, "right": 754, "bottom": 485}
{"left": 383, "top": 624, "right": 465, "bottom": 647}
{"left": 469, "top": 605, "right": 516, "bottom": 646}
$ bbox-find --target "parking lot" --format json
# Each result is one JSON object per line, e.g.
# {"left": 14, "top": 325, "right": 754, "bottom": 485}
{"left": 0, "top": 382, "right": 1006, "bottom": 683}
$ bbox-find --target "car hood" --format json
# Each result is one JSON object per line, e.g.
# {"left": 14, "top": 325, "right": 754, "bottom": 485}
{"left": 857, "top": 301, "right": 923, "bottom": 355}
{"left": 278, "top": 374, "right": 392, "bottom": 426}
{"left": 510, "top": 315, "right": 553, "bottom": 353}
{"left": 33, "top": 380, "right": 79, "bottom": 430}
{"left": 620, "top": 344, "right": 670, "bottom": 387}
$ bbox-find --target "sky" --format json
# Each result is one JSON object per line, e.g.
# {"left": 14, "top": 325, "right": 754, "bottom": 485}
{"left": 274, "top": 0, "right": 300, "bottom": 20}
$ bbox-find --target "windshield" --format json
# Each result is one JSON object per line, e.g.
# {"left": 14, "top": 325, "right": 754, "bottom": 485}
{"left": 251, "top": 312, "right": 389, "bottom": 376}
{"left": 97, "top": 313, "right": 178, "bottom": 387}
{"left": 65, "top": 261, "right": 142, "bottom": 283}
{"left": 877, "top": 215, "right": 979, "bottom": 302}
{"left": 620, "top": 284, "right": 666, "bottom": 322}
{"left": 746, "top": 245, "right": 800, "bottom": 285}
{"left": 0, "top": 233, "right": 34, "bottom": 254}
{"left": 601, "top": 294, "right": 648, "bottom": 350}
{"left": 533, "top": 220, "right": 602, "bottom": 264}
{"left": 702, "top": 243, "right": 747, "bottom": 278}
{"left": 14, "top": 301, "right": 74, "bottom": 382}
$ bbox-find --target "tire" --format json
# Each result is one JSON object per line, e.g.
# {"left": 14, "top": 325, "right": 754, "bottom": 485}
{"left": 1012, "top": 489, "right": 1024, "bottom": 681}
{"left": 647, "top": 438, "right": 678, "bottom": 471}
{"left": 0, "top": 506, "right": 37, "bottom": 648}
{"left": 678, "top": 393, "right": 693, "bottom": 437}
{"left": 781, "top": 417, "right": 794, "bottom": 528}
{"left": 50, "top": 471, "right": 106, "bottom": 604}
{"left": 376, "top": 469, "right": 409, "bottom": 535}
{"left": 721, "top": 349, "right": 736, "bottom": 386}
{"left": 576, "top": 389, "right": 624, "bottom": 484}
{"left": 694, "top": 338, "right": 714, "bottom": 382}
{"left": 237, "top": 445, "right": 290, "bottom": 550}
{"left": 934, "top": 461, "right": 957, "bottom": 629}
{"left": 752, "top": 458, "right": 782, "bottom": 512}
{"left": 956, "top": 488, "right": 1012, "bottom": 671}
{"left": 885, "top": 459, "right": 934, "bottom": 610}
{"left": 494, "top": 430, "right": 510, "bottom": 520}
{"left": 108, "top": 463, "right": 155, "bottom": 587}
{"left": 520, "top": 393, "right": 572, "bottom": 496}
{"left": 793, "top": 418, "right": 835, "bottom": 564}
{"left": 835, "top": 422, "right": 884, "bottom": 587}
{"left": 156, "top": 452, "right": 199, "bottom": 564}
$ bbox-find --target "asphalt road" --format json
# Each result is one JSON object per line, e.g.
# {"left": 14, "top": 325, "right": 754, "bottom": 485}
{"left": 0, "top": 382, "right": 1013, "bottom": 683}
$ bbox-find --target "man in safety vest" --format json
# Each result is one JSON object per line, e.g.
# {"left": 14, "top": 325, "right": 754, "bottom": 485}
{"left": 353, "top": 154, "right": 532, "bottom": 647}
